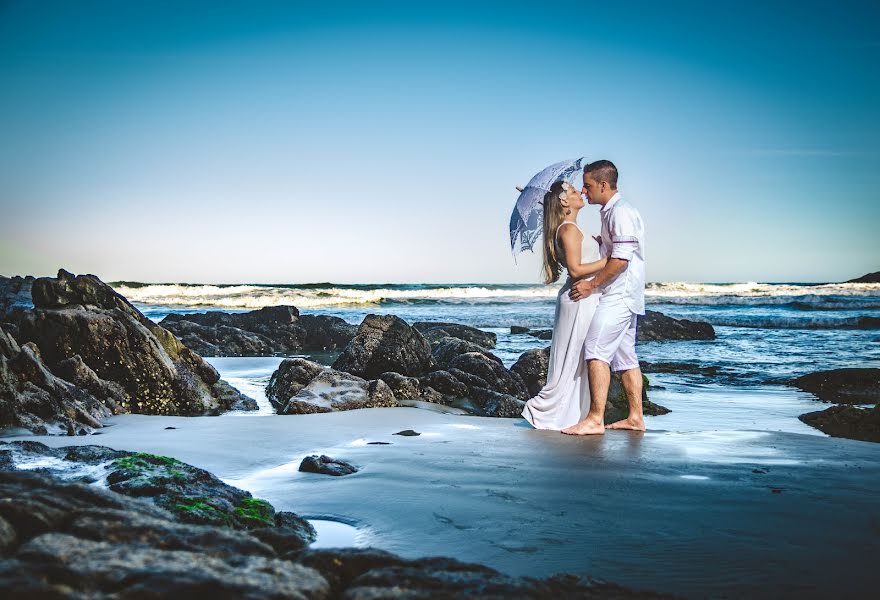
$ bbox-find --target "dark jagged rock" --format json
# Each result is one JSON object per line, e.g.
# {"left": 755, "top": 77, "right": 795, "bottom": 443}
{"left": 268, "top": 360, "right": 397, "bottom": 414}
{"left": 301, "top": 548, "right": 672, "bottom": 600}
{"left": 605, "top": 373, "right": 670, "bottom": 423}
{"left": 431, "top": 336, "right": 502, "bottom": 370}
{"left": 299, "top": 455, "right": 359, "bottom": 476}
{"left": 393, "top": 430, "right": 421, "bottom": 437}
{"left": 470, "top": 387, "right": 527, "bottom": 418}
{"left": 528, "top": 329, "right": 553, "bottom": 340}
{"left": 0, "top": 275, "right": 34, "bottom": 318}
{"left": 412, "top": 321, "right": 497, "bottom": 349}
{"left": 846, "top": 271, "right": 880, "bottom": 283}
{"left": 266, "top": 358, "right": 326, "bottom": 411}
{"left": 510, "top": 347, "right": 550, "bottom": 397}
{"left": 158, "top": 308, "right": 358, "bottom": 357}
{"left": 637, "top": 310, "right": 716, "bottom": 341}
{"left": 378, "top": 372, "right": 423, "bottom": 400}
{"left": 418, "top": 370, "right": 469, "bottom": 398}
{"left": 448, "top": 352, "right": 528, "bottom": 400}
{"left": 2, "top": 270, "right": 254, "bottom": 432}
{"left": 332, "top": 314, "right": 433, "bottom": 379}
{"left": 791, "top": 368, "right": 880, "bottom": 404}
{"left": 799, "top": 404, "right": 880, "bottom": 443}
{"left": 510, "top": 325, "right": 530, "bottom": 334}
{"left": 0, "top": 327, "right": 115, "bottom": 435}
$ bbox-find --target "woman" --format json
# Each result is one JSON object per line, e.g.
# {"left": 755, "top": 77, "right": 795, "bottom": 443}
{"left": 521, "top": 180, "right": 607, "bottom": 430}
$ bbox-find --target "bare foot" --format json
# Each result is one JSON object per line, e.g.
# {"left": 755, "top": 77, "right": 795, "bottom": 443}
{"left": 561, "top": 419, "right": 605, "bottom": 435}
{"left": 607, "top": 417, "right": 646, "bottom": 431}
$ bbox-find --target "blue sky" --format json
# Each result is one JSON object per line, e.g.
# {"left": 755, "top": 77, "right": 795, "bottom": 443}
{"left": 1, "top": 0, "right": 878, "bottom": 284}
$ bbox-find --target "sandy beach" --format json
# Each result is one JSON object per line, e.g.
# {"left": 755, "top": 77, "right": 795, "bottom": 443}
{"left": 6, "top": 405, "right": 878, "bottom": 599}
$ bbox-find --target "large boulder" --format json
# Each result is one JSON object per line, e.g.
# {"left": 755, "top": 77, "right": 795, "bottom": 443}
{"left": 447, "top": 352, "right": 528, "bottom": 400}
{"left": 431, "top": 336, "right": 501, "bottom": 370}
{"left": 791, "top": 368, "right": 880, "bottom": 404}
{"left": 412, "top": 321, "right": 496, "bottom": 349}
{"left": 510, "top": 347, "right": 551, "bottom": 397}
{"left": 799, "top": 404, "right": 880, "bottom": 443}
{"left": 0, "top": 275, "right": 34, "bottom": 318}
{"left": 159, "top": 309, "right": 358, "bottom": 356}
{"left": 3, "top": 270, "right": 253, "bottom": 426}
{"left": 332, "top": 314, "right": 433, "bottom": 379}
{"left": 267, "top": 360, "right": 397, "bottom": 414}
{"left": 637, "top": 310, "right": 716, "bottom": 341}
{"left": 0, "top": 328, "right": 115, "bottom": 435}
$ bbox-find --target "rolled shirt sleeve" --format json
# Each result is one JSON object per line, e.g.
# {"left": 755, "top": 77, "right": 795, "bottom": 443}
{"left": 609, "top": 208, "right": 640, "bottom": 261}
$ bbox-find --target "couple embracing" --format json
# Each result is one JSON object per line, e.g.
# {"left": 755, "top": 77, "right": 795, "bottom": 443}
{"left": 521, "top": 160, "right": 646, "bottom": 435}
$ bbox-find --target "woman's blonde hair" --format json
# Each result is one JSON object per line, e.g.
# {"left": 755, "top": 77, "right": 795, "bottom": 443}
{"left": 541, "top": 180, "right": 569, "bottom": 285}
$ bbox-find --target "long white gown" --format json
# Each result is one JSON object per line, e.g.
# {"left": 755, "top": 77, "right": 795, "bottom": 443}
{"left": 521, "top": 221, "right": 602, "bottom": 430}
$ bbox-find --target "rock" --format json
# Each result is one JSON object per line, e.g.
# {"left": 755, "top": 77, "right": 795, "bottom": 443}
{"left": 299, "top": 314, "right": 357, "bottom": 350}
{"left": 605, "top": 373, "right": 670, "bottom": 423}
{"left": 299, "top": 455, "right": 359, "bottom": 476}
{"left": 637, "top": 310, "right": 716, "bottom": 341}
{"left": 3, "top": 270, "right": 254, "bottom": 429}
{"left": 448, "top": 352, "right": 528, "bottom": 400}
{"left": 160, "top": 306, "right": 306, "bottom": 356}
{"left": 510, "top": 325, "right": 530, "bottom": 334}
{"left": 510, "top": 347, "right": 550, "bottom": 397}
{"left": 799, "top": 404, "right": 880, "bottom": 443}
{"left": 1, "top": 328, "right": 114, "bottom": 435}
{"left": 418, "top": 370, "right": 468, "bottom": 398}
{"left": 412, "top": 321, "right": 497, "bottom": 349}
{"left": 527, "top": 329, "right": 553, "bottom": 340}
{"left": 791, "top": 368, "right": 880, "bottom": 404}
{"left": 378, "top": 372, "right": 423, "bottom": 400}
{"left": 273, "top": 367, "right": 398, "bottom": 414}
{"left": 393, "top": 430, "right": 421, "bottom": 437}
{"left": 846, "top": 271, "right": 880, "bottom": 283}
{"left": 431, "top": 336, "right": 502, "bottom": 370}
{"left": 265, "top": 358, "right": 326, "bottom": 410}
{"left": 301, "top": 548, "right": 671, "bottom": 599}
{"left": 0, "top": 275, "right": 34, "bottom": 318}
{"left": 332, "top": 314, "right": 433, "bottom": 379}
{"left": 470, "top": 387, "right": 527, "bottom": 418}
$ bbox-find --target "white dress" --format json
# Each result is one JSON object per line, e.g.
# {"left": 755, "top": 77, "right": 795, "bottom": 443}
{"left": 521, "top": 221, "right": 602, "bottom": 430}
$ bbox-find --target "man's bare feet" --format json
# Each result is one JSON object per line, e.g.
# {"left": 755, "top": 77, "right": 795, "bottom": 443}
{"left": 607, "top": 417, "right": 646, "bottom": 431}
{"left": 561, "top": 419, "right": 605, "bottom": 435}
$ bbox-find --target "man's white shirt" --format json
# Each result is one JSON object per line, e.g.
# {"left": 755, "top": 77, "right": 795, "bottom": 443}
{"left": 597, "top": 192, "right": 646, "bottom": 315}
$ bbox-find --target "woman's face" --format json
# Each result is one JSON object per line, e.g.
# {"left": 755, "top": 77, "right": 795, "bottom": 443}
{"left": 562, "top": 182, "right": 585, "bottom": 210}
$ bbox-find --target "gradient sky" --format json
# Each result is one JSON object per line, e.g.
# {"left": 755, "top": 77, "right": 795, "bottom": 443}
{"left": 1, "top": 0, "right": 878, "bottom": 284}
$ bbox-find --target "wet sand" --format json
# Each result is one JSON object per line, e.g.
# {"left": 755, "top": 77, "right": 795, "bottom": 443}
{"left": 5, "top": 406, "right": 878, "bottom": 599}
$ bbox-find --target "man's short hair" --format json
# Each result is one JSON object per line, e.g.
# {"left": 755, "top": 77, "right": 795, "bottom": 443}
{"left": 584, "top": 160, "right": 618, "bottom": 189}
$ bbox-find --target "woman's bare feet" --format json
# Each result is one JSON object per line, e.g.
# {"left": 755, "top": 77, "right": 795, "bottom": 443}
{"left": 607, "top": 417, "right": 646, "bottom": 431}
{"left": 561, "top": 418, "right": 605, "bottom": 435}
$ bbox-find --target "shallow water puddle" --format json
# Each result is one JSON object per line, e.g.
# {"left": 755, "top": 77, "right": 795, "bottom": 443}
{"left": 308, "top": 519, "right": 360, "bottom": 548}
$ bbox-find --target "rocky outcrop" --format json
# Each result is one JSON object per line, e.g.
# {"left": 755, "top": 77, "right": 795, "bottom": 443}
{"left": 159, "top": 307, "right": 357, "bottom": 356}
{"left": 267, "top": 358, "right": 397, "bottom": 414}
{"left": 412, "top": 321, "right": 497, "bottom": 349}
{"left": 0, "top": 452, "right": 668, "bottom": 599}
{"left": 0, "top": 327, "right": 116, "bottom": 435}
{"left": 332, "top": 314, "right": 433, "bottom": 379}
{"left": 0, "top": 270, "right": 254, "bottom": 432}
{"left": 510, "top": 347, "right": 551, "bottom": 397}
{"left": 637, "top": 310, "right": 716, "bottom": 341}
{"left": 431, "top": 336, "right": 501, "bottom": 370}
{"left": 299, "top": 455, "right": 359, "bottom": 476}
{"left": 791, "top": 368, "right": 880, "bottom": 404}
{"left": 846, "top": 271, "right": 880, "bottom": 283}
{"left": 799, "top": 404, "right": 880, "bottom": 443}
{"left": 0, "top": 275, "right": 34, "bottom": 318}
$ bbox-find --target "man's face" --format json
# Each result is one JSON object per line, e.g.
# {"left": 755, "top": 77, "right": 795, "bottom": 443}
{"left": 582, "top": 173, "right": 603, "bottom": 205}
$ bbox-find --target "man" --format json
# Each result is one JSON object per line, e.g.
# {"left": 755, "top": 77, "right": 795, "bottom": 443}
{"left": 561, "top": 160, "right": 646, "bottom": 435}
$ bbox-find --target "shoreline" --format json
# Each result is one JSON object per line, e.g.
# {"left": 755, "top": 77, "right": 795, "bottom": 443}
{"left": 5, "top": 407, "right": 878, "bottom": 598}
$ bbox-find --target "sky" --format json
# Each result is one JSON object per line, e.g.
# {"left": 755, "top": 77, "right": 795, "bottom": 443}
{"left": 1, "top": 0, "right": 878, "bottom": 284}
